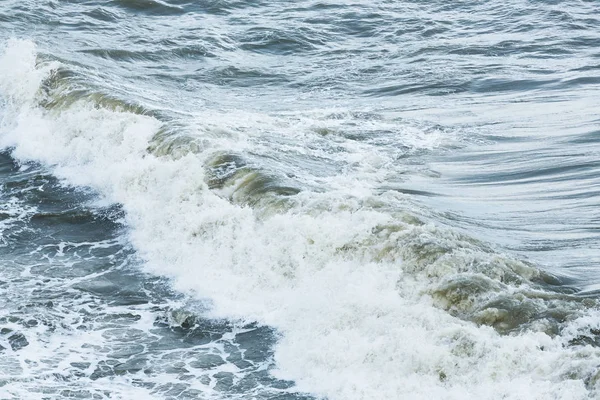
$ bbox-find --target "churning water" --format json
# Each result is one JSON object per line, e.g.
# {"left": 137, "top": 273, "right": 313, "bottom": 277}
{"left": 0, "top": 1, "right": 599, "bottom": 399}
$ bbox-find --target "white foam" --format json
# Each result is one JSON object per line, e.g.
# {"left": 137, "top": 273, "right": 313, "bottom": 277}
{"left": 1, "top": 39, "right": 599, "bottom": 400}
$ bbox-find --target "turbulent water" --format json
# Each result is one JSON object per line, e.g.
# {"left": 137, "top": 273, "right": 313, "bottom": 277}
{"left": 0, "top": 0, "right": 599, "bottom": 399}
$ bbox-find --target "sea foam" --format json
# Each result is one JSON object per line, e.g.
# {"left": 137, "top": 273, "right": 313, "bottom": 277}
{"left": 1, "top": 39, "right": 599, "bottom": 400}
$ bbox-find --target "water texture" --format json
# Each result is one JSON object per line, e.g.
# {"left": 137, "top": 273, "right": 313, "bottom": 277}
{"left": 0, "top": 1, "right": 599, "bottom": 399}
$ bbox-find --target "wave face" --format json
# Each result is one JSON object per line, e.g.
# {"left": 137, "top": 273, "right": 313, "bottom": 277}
{"left": 0, "top": 0, "right": 599, "bottom": 399}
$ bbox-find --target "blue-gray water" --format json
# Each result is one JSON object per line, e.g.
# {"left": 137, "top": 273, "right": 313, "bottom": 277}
{"left": 0, "top": 1, "right": 599, "bottom": 399}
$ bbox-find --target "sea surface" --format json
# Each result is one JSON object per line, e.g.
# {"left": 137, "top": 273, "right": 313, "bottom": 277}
{"left": 0, "top": 1, "right": 599, "bottom": 399}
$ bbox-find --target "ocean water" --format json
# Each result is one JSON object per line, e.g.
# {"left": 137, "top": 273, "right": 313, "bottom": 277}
{"left": 0, "top": 1, "right": 599, "bottom": 399}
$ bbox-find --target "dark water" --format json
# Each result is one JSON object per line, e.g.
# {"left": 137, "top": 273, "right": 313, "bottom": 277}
{"left": 0, "top": 152, "right": 305, "bottom": 399}
{"left": 0, "top": 1, "right": 599, "bottom": 399}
